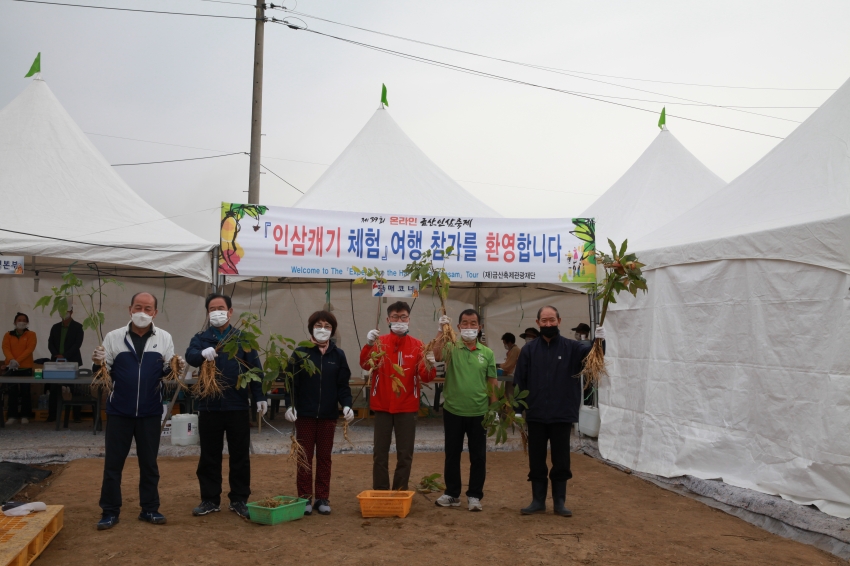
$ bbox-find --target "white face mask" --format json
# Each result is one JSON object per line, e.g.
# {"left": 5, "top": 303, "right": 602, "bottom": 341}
{"left": 131, "top": 312, "right": 153, "bottom": 328}
{"left": 390, "top": 322, "right": 409, "bottom": 336}
{"left": 460, "top": 329, "right": 479, "bottom": 342}
{"left": 313, "top": 328, "right": 332, "bottom": 343}
{"left": 209, "top": 311, "right": 230, "bottom": 328}
{"left": 15, "top": 322, "right": 27, "bottom": 331}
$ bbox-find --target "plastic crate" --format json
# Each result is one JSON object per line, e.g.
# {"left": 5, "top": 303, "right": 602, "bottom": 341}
{"left": 246, "top": 496, "right": 307, "bottom": 525}
{"left": 356, "top": 490, "right": 415, "bottom": 518}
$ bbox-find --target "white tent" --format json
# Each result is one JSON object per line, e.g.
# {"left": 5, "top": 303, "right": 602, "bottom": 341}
{"left": 0, "top": 79, "right": 215, "bottom": 282}
{"left": 600, "top": 77, "right": 850, "bottom": 517}
{"left": 581, "top": 128, "right": 726, "bottom": 247}
{"left": 294, "top": 108, "right": 501, "bottom": 217}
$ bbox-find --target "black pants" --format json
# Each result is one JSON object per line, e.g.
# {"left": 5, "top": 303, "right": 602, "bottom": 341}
{"left": 99, "top": 414, "right": 161, "bottom": 517}
{"left": 373, "top": 411, "right": 417, "bottom": 490}
{"left": 197, "top": 410, "right": 251, "bottom": 505}
{"left": 5, "top": 369, "right": 33, "bottom": 419}
{"left": 443, "top": 408, "right": 487, "bottom": 499}
{"left": 527, "top": 421, "right": 572, "bottom": 482}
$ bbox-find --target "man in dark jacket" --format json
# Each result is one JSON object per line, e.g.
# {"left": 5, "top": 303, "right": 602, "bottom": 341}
{"left": 92, "top": 292, "right": 185, "bottom": 531}
{"left": 47, "top": 307, "right": 85, "bottom": 422}
{"left": 513, "top": 305, "right": 605, "bottom": 517}
{"left": 185, "top": 294, "right": 267, "bottom": 520}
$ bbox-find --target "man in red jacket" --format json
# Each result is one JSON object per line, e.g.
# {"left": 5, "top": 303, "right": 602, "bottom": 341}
{"left": 361, "top": 301, "right": 436, "bottom": 491}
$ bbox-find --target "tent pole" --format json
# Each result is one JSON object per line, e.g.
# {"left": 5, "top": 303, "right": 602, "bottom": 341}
{"left": 211, "top": 248, "right": 220, "bottom": 294}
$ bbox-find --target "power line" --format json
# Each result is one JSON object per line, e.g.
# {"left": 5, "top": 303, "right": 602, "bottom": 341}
{"left": 111, "top": 152, "right": 247, "bottom": 166}
{"left": 261, "top": 163, "right": 304, "bottom": 194}
{"left": 274, "top": 22, "right": 784, "bottom": 140}
{"left": 277, "top": 8, "right": 835, "bottom": 93}
{"left": 0, "top": 227, "right": 213, "bottom": 253}
{"left": 10, "top": 0, "right": 256, "bottom": 19}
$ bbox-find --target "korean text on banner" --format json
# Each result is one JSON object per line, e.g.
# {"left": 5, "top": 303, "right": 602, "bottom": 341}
{"left": 218, "top": 203, "right": 595, "bottom": 284}
{"left": 0, "top": 256, "right": 25, "bottom": 275}
{"left": 373, "top": 281, "right": 420, "bottom": 298}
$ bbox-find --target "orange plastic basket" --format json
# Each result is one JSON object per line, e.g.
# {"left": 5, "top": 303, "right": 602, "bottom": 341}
{"left": 356, "top": 490, "right": 416, "bottom": 518}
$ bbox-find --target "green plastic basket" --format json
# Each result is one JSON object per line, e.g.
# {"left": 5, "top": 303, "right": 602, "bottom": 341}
{"left": 246, "top": 496, "right": 308, "bottom": 525}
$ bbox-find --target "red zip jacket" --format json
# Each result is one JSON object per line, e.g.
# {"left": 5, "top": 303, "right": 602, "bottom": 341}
{"left": 360, "top": 332, "right": 436, "bottom": 413}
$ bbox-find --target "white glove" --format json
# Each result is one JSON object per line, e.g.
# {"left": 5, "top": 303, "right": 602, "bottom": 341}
{"left": 91, "top": 346, "right": 106, "bottom": 364}
{"left": 493, "top": 413, "right": 500, "bottom": 425}
{"left": 343, "top": 406, "right": 354, "bottom": 423}
{"left": 174, "top": 356, "right": 187, "bottom": 374}
{"left": 257, "top": 401, "right": 268, "bottom": 416}
{"left": 285, "top": 407, "right": 297, "bottom": 422}
{"left": 438, "top": 315, "right": 451, "bottom": 328}
{"left": 595, "top": 325, "right": 606, "bottom": 340}
{"left": 7, "top": 359, "right": 19, "bottom": 370}
{"left": 425, "top": 351, "right": 436, "bottom": 366}
{"left": 201, "top": 347, "right": 217, "bottom": 361}
{"left": 366, "top": 329, "right": 380, "bottom": 345}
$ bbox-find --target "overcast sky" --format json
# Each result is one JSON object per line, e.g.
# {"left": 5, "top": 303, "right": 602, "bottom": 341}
{"left": 2, "top": 0, "right": 849, "bottom": 242}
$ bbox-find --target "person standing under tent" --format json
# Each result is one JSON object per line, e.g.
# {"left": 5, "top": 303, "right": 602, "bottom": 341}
{"left": 430, "top": 309, "right": 498, "bottom": 512}
{"left": 3, "top": 313, "right": 37, "bottom": 425}
{"left": 571, "top": 323, "right": 591, "bottom": 341}
{"left": 185, "top": 294, "right": 268, "bottom": 520}
{"left": 47, "top": 306, "right": 85, "bottom": 423}
{"left": 284, "top": 310, "right": 353, "bottom": 516}
{"left": 500, "top": 332, "right": 521, "bottom": 399}
{"left": 360, "top": 301, "right": 436, "bottom": 491}
{"left": 513, "top": 305, "right": 605, "bottom": 517}
{"left": 519, "top": 327, "right": 539, "bottom": 344}
{"left": 92, "top": 292, "right": 186, "bottom": 531}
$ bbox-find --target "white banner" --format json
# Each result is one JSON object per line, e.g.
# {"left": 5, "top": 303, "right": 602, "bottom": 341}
{"left": 372, "top": 281, "right": 420, "bottom": 298}
{"left": 218, "top": 204, "right": 596, "bottom": 284}
{"left": 0, "top": 256, "right": 24, "bottom": 275}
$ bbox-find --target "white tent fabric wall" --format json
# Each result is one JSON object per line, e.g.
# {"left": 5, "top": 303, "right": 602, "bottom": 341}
{"left": 293, "top": 108, "right": 501, "bottom": 217}
{"left": 0, "top": 80, "right": 215, "bottom": 281}
{"left": 581, "top": 128, "right": 726, "bottom": 247}
{"left": 598, "top": 76, "right": 850, "bottom": 519}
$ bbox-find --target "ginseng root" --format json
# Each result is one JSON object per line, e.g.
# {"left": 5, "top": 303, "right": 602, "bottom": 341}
{"left": 580, "top": 339, "right": 608, "bottom": 390}
{"left": 288, "top": 433, "right": 309, "bottom": 470}
{"left": 192, "top": 359, "right": 224, "bottom": 399}
{"left": 164, "top": 356, "right": 187, "bottom": 391}
{"left": 91, "top": 363, "right": 113, "bottom": 394}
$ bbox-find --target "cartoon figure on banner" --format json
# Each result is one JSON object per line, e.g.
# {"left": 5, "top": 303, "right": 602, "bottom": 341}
{"left": 220, "top": 203, "right": 268, "bottom": 275}
{"left": 558, "top": 218, "right": 596, "bottom": 283}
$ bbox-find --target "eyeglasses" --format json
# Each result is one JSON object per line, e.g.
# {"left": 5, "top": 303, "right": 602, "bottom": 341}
{"left": 313, "top": 323, "right": 333, "bottom": 330}
{"left": 388, "top": 315, "right": 410, "bottom": 322}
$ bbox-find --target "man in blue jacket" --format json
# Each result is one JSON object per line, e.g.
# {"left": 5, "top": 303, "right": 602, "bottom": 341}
{"left": 91, "top": 292, "right": 185, "bottom": 531}
{"left": 185, "top": 294, "right": 267, "bottom": 520}
{"left": 513, "top": 305, "right": 605, "bottom": 517}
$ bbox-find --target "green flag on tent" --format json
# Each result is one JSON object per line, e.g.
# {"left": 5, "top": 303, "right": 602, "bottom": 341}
{"left": 658, "top": 106, "right": 666, "bottom": 130}
{"left": 381, "top": 83, "right": 388, "bottom": 107}
{"left": 25, "top": 53, "right": 41, "bottom": 78}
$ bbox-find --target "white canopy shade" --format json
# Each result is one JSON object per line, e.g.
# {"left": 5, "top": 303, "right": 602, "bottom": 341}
{"left": 0, "top": 79, "right": 215, "bottom": 282}
{"left": 294, "top": 108, "right": 501, "bottom": 217}
{"left": 581, "top": 128, "right": 725, "bottom": 249}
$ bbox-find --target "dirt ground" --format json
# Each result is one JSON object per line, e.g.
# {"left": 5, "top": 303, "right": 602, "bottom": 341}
{"left": 25, "top": 452, "right": 842, "bottom": 565}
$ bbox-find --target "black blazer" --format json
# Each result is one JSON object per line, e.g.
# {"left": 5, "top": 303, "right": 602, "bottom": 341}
{"left": 47, "top": 319, "right": 84, "bottom": 365}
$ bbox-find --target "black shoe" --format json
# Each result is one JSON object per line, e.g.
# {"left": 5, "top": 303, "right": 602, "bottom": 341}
{"left": 97, "top": 515, "right": 119, "bottom": 530}
{"left": 138, "top": 511, "right": 167, "bottom": 524}
{"left": 521, "top": 480, "right": 548, "bottom": 515}
{"left": 551, "top": 480, "right": 572, "bottom": 517}
{"left": 229, "top": 501, "right": 250, "bottom": 519}
{"left": 192, "top": 500, "right": 221, "bottom": 516}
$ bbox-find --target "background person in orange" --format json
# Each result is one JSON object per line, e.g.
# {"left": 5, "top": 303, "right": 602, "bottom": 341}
{"left": 360, "top": 301, "right": 436, "bottom": 491}
{"left": 2, "top": 312, "right": 37, "bottom": 424}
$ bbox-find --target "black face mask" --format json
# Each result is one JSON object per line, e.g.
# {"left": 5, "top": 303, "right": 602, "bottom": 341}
{"left": 539, "top": 325, "right": 559, "bottom": 339}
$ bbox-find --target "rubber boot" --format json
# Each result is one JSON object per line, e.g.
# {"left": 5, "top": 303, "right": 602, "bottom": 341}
{"left": 520, "top": 480, "right": 548, "bottom": 515}
{"left": 552, "top": 480, "right": 572, "bottom": 517}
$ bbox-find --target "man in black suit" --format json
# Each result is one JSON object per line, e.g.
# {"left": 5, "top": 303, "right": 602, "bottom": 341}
{"left": 47, "top": 308, "right": 85, "bottom": 422}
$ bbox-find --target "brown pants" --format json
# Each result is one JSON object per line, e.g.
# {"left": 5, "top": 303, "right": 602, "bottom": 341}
{"left": 373, "top": 411, "right": 417, "bottom": 490}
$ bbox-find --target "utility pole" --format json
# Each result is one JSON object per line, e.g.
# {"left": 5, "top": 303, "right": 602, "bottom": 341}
{"left": 247, "top": 0, "right": 265, "bottom": 205}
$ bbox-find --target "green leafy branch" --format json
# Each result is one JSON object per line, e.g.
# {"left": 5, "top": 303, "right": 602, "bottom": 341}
{"left": 483, "top": 383, "right": 529, "bottom": 449}
{"left": 35, "top": 267, "right": 123, "bottom": 344}
{"left": 582, "top": 238, "right": 647, "bottom": 325}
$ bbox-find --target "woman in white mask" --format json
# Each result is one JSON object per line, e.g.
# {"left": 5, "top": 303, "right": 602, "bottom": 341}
{"left": 283, "top": 310, "right": 353, "bottom": 516}
{"left": 3, "top": 312, "right": 38, "bottom": 424}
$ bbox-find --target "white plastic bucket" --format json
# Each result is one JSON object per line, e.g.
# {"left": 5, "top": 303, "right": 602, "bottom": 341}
{"left": 171, "top": 413, "right": 200, "bottom": 446}
{"left": 578, "top": 405, "right": 601, "bottom": 438}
